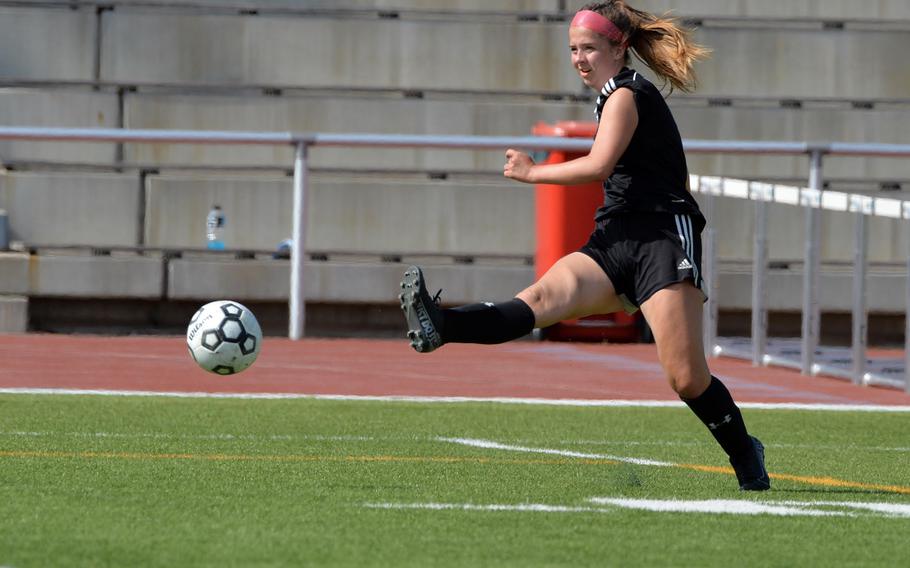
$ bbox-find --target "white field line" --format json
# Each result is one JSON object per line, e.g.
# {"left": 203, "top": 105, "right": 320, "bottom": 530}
{"left": 363, "top": 502, "right": 610, "bottom": 514}
{"left": 775, "top": 501, "right": 910, "bottom": 517}
{"left": 437, "top": 437, "right": 674, "bottom": 467}
{"left": 364, "top": 498, "right": 910, "bottom": 518}
{"left": 588, "top": 498, "right": 846, "bottom": 517}
{"left": 1, "top": 388, "right": 910, "bottom": 412}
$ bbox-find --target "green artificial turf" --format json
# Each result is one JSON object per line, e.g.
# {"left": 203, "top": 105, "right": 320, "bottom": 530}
{"left": 0, "top": 395, "right": 908, "bottom": 566}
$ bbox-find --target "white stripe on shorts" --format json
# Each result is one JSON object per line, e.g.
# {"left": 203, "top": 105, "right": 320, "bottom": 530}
{"left": 674, "top": 214, "right": 700, "bottom": 285}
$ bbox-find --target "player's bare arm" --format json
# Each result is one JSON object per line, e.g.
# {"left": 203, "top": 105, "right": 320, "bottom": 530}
{"left": 503, "top": 88, "right": 638, "bottom": 185}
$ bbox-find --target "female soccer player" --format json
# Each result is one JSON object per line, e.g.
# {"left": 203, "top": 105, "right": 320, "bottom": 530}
{"left": 399, "top": 1, "right": 769, "bottom": 491}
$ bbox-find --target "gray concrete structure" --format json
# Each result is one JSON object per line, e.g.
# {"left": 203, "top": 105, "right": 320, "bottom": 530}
{"left": 58, "top": 1, "right": 910, "bottom": 19}
{"left": 0, "top": 253, "right": 28, "bottom": 295}
{"left": 168, "top": 259, "right": 533, "bottom": 304}
{"left": 123, "top": 93, "right": 588, "bottom": 169}
{"left": 0, "top": 90, "right": 119, "bottom": 164}
{"left": 120, "top": 92, "right": 910, "bottom": 182}
{"left": 145, "top": 174, "right": 534, "bottom": 254}
{"left": 0, "top": 7, "right": 95, "bottom": 81}
{"left": 0, "top": 172, "right": 140, "bottom": 246}
{"left": 0, "top": 251, "right": 906, "bottom": 316}
{"left": 98, "top": 10, "right": 910, "bottom": 98}
{"left": 0, "top": 295, "right": 27, "bottom": 333}
{"left": 100, "top": 12, "right": 578, "bottom": 91}
{"left": 629, "top": 0, "right": 910, "bottom": 19}
{"left": 26, "top": 254, "right": 164, "bottom": 298}
{"left": 4, "top": 168, "right": 908, "bottom": 266}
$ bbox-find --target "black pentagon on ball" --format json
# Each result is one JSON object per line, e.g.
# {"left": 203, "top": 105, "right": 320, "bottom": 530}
{"left": 201, "top": 329, "right": 223, "bottom": 351}
{"left": 240, "top": 334, "right": 257, "bottom": 356}
{"left": 219, "top": 318, "right": 247, "bottom": 343}
{"left": 212, "top": 365, "right": 235, "bottom": 375}
{"left": 220, "top": 303, "right": 244, "bottom": 318}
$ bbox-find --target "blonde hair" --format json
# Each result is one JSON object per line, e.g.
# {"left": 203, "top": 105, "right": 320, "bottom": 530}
{"left": 579, "top": 1, "right": 711, "bottom": 93}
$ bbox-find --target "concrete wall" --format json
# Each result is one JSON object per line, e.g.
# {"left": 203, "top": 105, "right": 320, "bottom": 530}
{"left": 64, "top": 1, "right": 910, "bottom": 19}
{"left": 98, "top": 11, "right": 910, "bottom": 98}
{"left": 1, "top": 251, "right": 907, "bottom": 315}
{"left": 144, "top": 174, "right": 535, "bottom": 254}
{"left": 0, "top": 7, "right": 95, "bottom": 81}
{"left": 626, "top": 0, "right": 910, "bottom": 19}
{"left": 167, "top": 259, "right": 533, "bottom": 304}
{"left": 0, "top": 90, "right": 119, "bottom": 164}
{"left": 1, "top": 88, "right": 907, "bottom": 184}
{"left": 123, "top": 93, "right": 589, "bottom": 169}
{"left": 118, "top": 92, "right": 910, "bottom": 182}
{"left": 3, "top": 169, "right": 907, "bottom": 265}
{"left": 110, "top": 0, "right": 559, "bottom": 11}
{"left": 0, "top": 172, "right": 140, "bottom": 246}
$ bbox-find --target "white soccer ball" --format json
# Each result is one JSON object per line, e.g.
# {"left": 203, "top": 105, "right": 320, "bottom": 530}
{"left": 186, "top": 300, "right": 262, "bottom": 375}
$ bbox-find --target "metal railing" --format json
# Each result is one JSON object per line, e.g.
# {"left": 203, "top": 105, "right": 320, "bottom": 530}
{"left": 1, "top": 125, "right": 909, "bottom": 394}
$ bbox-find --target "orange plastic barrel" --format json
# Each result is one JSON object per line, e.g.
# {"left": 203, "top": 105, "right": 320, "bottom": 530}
{"left": 532, "top": 121, "right": 643, "bottom": 342}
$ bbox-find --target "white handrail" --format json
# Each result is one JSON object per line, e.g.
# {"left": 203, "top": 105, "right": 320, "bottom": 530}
{"left": 3, "top": 126, "right": 910, "bottom": 157}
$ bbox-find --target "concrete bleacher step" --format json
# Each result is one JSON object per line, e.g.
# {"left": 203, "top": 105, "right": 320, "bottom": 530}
{"left": 4, "top": 4, "right": 909, "bottom": 98}
{"left": 2, "top": 85, "right": 909, "bottom": 185}
{"left": 96, "top": 9, "right": 910, "bottom": 98}
{"left": 3, "top": 168, "right": 909, "bottom": 267}
{"left": 18, "top": 0, "right": 910, "bottom": 22}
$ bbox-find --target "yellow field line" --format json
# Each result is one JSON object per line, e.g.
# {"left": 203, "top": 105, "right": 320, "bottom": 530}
{"left": 677, "top": 463, "right": 910, "bottom": 495}
{"left": 4, "top": 450, "right": 908, "bottom": 495}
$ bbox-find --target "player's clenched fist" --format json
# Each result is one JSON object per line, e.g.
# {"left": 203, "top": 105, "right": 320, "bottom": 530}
{"left": 503, "top": 148, "right": 535, "bottom": 183}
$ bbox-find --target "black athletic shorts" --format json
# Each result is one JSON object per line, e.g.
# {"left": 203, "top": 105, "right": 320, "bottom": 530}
{"left": 579, "top": 212, "right": 707, "bottom": 313}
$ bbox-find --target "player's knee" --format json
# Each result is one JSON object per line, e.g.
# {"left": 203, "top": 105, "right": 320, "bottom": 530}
{"left": 518, "top": 283, "right": 550, "bottom": 312}
{"left": 667, "top": 367, "right": 710, "bottom": 399}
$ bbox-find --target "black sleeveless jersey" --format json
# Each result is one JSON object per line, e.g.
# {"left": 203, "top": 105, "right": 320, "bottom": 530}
{"left": 593, "top": 68, "right": 705, "bottom": 229}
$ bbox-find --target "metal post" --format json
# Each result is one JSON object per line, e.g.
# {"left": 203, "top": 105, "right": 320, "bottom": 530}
{"left": 702, "top": 192, "right": 718, "bottom": 358}
{"left": 751, "top": 188, "right": 769, "bottom": 366}
{"left": 851, "top": 203, "right": 868, "bottom": 386}
{"left": 289, "top": 142, "right": 308, "bottom": 340}
{"left": 905, "top": 208, "right": 910, "bottom": 394}
{"left": 801, "top": 150, "right": 824, "bottom": 375}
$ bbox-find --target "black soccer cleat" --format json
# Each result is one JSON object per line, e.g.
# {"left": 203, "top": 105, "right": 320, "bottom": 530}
{"left": 730, "top": 436, "right": 771, "bottom": 491}
{"left": 399, "top": 265, "right": 445, "bottom": 353}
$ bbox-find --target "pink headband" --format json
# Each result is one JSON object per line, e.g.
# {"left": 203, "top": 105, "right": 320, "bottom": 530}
{"left": 571, "top": 9, "right": 624, "bottom": 44}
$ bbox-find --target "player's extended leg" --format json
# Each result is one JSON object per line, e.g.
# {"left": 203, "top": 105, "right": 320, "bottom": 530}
{"left": 640, "top": 282, "right": 770, "bottom": 491}
{"left": 400, "top": 252, "right": 622, "bottom": 352}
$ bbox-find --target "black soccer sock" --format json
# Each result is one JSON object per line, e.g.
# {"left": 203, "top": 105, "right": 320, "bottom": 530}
{"left": 681, "top": 376, "right": 753, "bottom": 458}
{"left": 440, "top": 299, "right": 536, "bottom": 344}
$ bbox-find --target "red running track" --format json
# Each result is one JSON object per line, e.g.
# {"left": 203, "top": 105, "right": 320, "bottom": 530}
{"left": 1, "top": 333, "right": 908, "bottom": 406}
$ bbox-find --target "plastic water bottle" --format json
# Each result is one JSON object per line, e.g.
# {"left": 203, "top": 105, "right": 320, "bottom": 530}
{"left": 206, "top": 205, "right": 226, "bottom": 250}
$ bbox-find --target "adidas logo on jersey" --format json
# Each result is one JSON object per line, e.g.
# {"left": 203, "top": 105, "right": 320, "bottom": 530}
{"left": 677, "top": 258, "right": 693, "bottom": 270}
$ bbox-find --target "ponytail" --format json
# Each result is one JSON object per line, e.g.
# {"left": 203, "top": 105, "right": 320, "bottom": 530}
{"left": 580, "top": 1, "right": 711, "bottom": 93}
